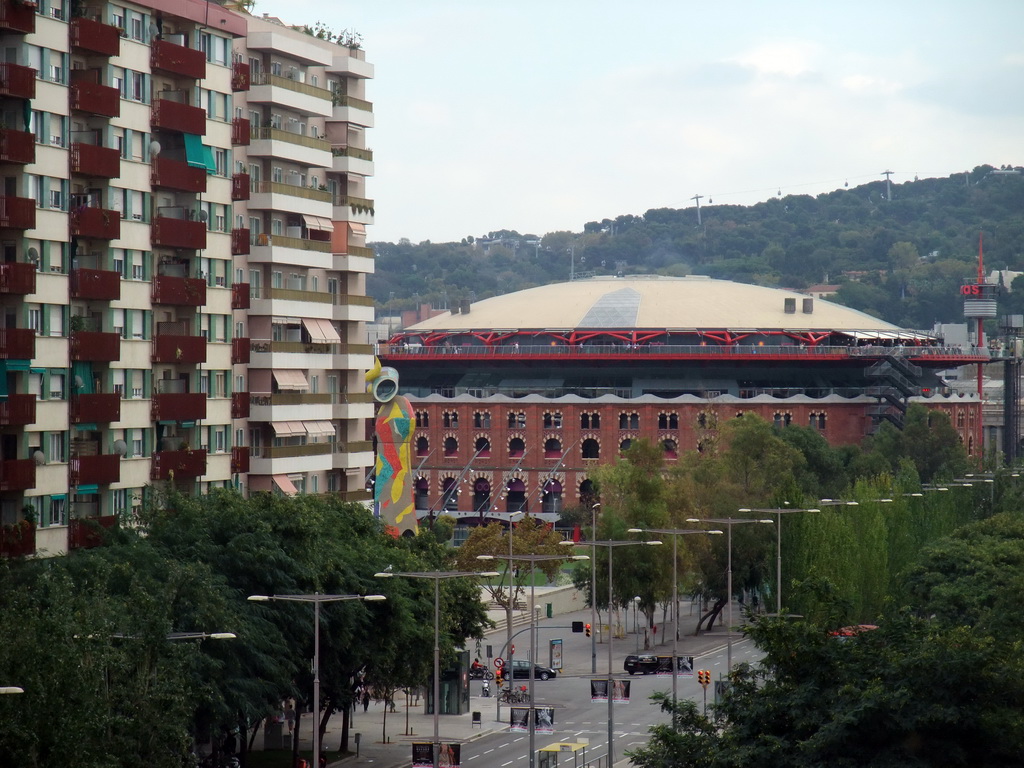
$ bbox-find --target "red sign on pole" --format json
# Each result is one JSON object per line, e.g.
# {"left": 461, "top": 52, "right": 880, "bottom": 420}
{"left": 494, "top": 657, "right": 504, "bottom": 668}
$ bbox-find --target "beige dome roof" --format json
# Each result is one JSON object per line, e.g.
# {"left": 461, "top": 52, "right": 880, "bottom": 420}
{"left": 409, "top": 276, "right": 908, "bottom": 332}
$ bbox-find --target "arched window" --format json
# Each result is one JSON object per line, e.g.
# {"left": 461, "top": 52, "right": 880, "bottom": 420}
{"left": 817, "top": 413, "right": 826, "bottom": 429}
{"left": 509, "top": 437, "right": 525, "bottom": 458}
{"left": 544, "top": 438, "right": 562, "bottom": 458}
{"left": 619, "top": 413, "right": 629, "bottom": 429}
{"left": 669, "top": 413, "right": 679, "bottom": 429}
{"left": 663, "top": 439, "right": 678, "bottom": 459}
{"left": 416, "top": 436, "right": 429, "bottom": 457}
{"left": 444, "top": 436, "right": 458, "bottom": 457}
{"left": 414, "top": 477, "right": 429, "bottom": 510}
{"left": 582, "top": 438, "right": 600, "bottom": 459}
{"left": 416, "top": 411, "right": 429, "bottom": 428}
{"left": 542, "top": 480, "right": 563, "bottom": 514}
{"left": 659, "top": 413, "right": 669, "bottom": 429}
{"left": 443, "top": 410, "right": 458, "bottom": 428}
{"left": 543, "top": 412, "right": 562, "bottom": 428}
{"left": 441, "top": 477, "right": 459, "bottom": 511}
{"left": 809, "top": 412, "right": 818, "bottom": 428}
{"left": 783, "top": 413, "right": 792, "bottom": 427}
{"left": 591, "top": 413, "right": 601, "bottom": 428}
{"left": 473, "top": 411, "right": 491, "bottom": 428}
{"left": 619, "top": 438, "right": 632, "bottom": 452}
{"left": 473, "top": 478, "right": 491, "bottom": 513}
{"left": 581, "top": 413, "right": 591, "bottom": 429}
{"left": 506, "top": 478, "right": 527, "bottom": 513}
{"left": 475, "top": 436, "right": 491, "bottom": 457}
{"left": 630, "top": 413, "right": 639, "bottom": 429}
{"left": 773, "top": 412, "right": 783, "bottom": 428}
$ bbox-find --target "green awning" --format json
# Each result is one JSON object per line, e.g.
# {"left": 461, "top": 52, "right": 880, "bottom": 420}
{"left": 7, "top": 360, "right": 30, "bottom": 371}
{"left": 75, "top": 423, "right": 98, "bottom": 431}
{"left": 183, "top": 133, "right": 216, "bottom": 174}
{"left": 76, "top": 485, "right": 100, "bottom": 495}
{"left": 0, "top": 362, "right": 7, "bottom": 398}
{"left": 50, "top": 494, "right": 67, "bottom": 500}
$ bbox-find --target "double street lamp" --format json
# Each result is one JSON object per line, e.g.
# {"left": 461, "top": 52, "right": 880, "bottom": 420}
{"left": 737, "top": 506, "right": 820, "bottom": 616}
{"left": 248, "top": 593, "right": 386, "bottom": 768}
{"left": 687, "top": 517, "right": 773, "bottom": 671}
{"left": 626, "top": 527, "right": 722, "bottom": 711}
{"left": 478, "top": 552, "right": 588, "bottom": 768}
{"left": 374, "top": 570, "right": 497, "bottom": 768}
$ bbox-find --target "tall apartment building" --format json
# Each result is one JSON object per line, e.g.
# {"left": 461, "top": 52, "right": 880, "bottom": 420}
{"left": 0, "top": 0, "right": 375, "bottom": 558}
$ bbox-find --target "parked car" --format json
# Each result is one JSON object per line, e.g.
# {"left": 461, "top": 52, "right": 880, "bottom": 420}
{"left": 509, "top": 660, "right": 557, "bottom": 680}
{"left": 624, "top": 654, "right": 662, "bottom": 675}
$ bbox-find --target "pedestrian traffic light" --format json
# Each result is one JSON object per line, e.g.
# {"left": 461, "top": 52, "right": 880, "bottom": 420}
{"left": 697, "top": 670, "right": 710, "bottom": 688}
{"left": 572, "top": 621, "right": 584, "bottom": 633}
{"left": 585, "top": 623, "right": 592, "bottom": 637}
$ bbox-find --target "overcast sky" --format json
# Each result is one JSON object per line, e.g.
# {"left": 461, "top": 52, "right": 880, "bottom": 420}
{"left": 252, "top": 0, "right": 1023, "bottom": 244}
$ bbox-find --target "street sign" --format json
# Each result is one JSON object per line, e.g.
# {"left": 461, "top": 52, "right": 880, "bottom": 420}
{"left": 494, "top": 657, "right": 504, "bottom": 668}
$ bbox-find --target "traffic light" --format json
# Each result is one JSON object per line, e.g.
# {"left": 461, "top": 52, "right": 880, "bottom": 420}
{"left": 495, "top": 668, "right": 504, "bottom": 686}
{"left": 584, "top": 623, "right": 592, "bottom": 637}
{"left": 697, "top": 670, "right": 710, "bottom": 688}
{"left": 572, "top": 621, "right": 584, "bottom": 633}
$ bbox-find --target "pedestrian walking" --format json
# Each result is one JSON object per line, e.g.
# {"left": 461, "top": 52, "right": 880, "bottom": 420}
{"left": 284, "top": 701, "right": 296, "bottom": 733}
{"left": 362, "top": 691, "right": 370, "bottom": 712}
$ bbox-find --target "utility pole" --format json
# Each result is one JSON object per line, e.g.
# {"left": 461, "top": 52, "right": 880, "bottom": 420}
{"left": 691, "top": 194, "right": 704, "bottom": 225}
{"left": 881, "top": 170, "right": 894, "bottom": 201}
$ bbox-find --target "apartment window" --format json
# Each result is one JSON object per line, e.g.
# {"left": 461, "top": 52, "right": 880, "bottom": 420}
{"left": 130, "top": 71, "right": 145, "bottom": 102}
{"left": 132, "top": 433, "right": 143, "bottom": 457}
{"left": 49, "top": 497, "right": 68, "bottom": 527}
{"left": 48, "top": 373, "right": 65, "bottom": 399}
{"left": 311, "top": 475, "right": 318, "bottom": 494}
{"left": 49, "top": 188, "right": 63, "bottom": 210}
{"left": 112, "top": 489, "right": 129, "bottom": 516}
{"left": 131, "top": 16, "right": 143, "bottom": 41}
{"left": 28, "top": 307, "right": 42, "bottom": 335}
{"left": 272, "top": 166, "right": 283, "bottom": 183}
{"left": 310, "top": 375, "right": 319, "bottom": 394}
{"left": 49, "top": 431, "right": 65, "bottom": 463}
{"left": 215, "top": 429, "right": 226, "bottom": 453}
{"left": 234, "top": 428, "right": 244, "bottom": 447}
{"left": 215, "top": 149, "right": 228, "bottom": 177}
{"left": 50, "top": 63, "right": 64, "bottom": 84}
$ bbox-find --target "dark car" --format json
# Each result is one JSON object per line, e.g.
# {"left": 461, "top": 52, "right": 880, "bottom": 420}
{"left": 509, "top": 660, "right": 557, "bottom": 680}
{"left": 624, "top": 654, "right": 661, "bottom": 675}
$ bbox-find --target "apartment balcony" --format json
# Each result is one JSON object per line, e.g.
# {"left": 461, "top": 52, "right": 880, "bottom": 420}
{"left": 331, "top": 94, "right": 375, "bottom": 128}
{"left": 249, "top": 126, "right": 330, "bottom": 165}
{"left": 70, "top": 331, "right": 120, "bottom": 362}
{"left": 231, "top": 116, "right": 250, "bottom": 146}
{"left": 231, "top": 60, "right": 250, "bottom": 91}
{"left": 152, "top": 334, "right": 207, "bottom": 364}
{"left": 230, "top": 228, "right": 250, "bottom": 256}
{"left": 71, "top": 142, "right": 121, "bottom": 178}
{"left": 0, "top": 0, "right": 35, "bottom": 34}
{"left": 152, "top": 448, "right": 207, "bottom": 480}
{"left": 70, "top": 206, "right": 120, "bottom": 240}
{"left": 230, "top": 446, "right": 250, "bottom": 474}
{"left": 231, "top": 281, "right": 250, "bottom": 308}
{"left": 0, "top": 519, "right": 34, "bottom": 558}
{"left": 0, "top": 393, "right": 35, "bottom": 426}
{"left": 71, "top": 393, "right": 120, "bottom": 424}
{"left": 152, "top": 392, "right": 207, "bottom": 422}
{"left": 152, "top": 274, "right": 207, "bottom": 306}
{"left": 231, "top": 391, "right": 250, "bottom": 419}
{"left": 68, "top": 515, "right": 117, "bottom": 551}
{"left": 70, "top": 79, "right": 119, "bottom": 118}
{"left": 249, "top": 72, "right": 334, "bottom": 117}
{"left": 261, "top": 443, "right": 332, "bottom": 459}
{"left": 70, "top": 16, "right": 121, "bottom": 57}
{"left": 151, "top": 216, "right": 206, "bottom": 249}
{"left": 231, "top": 337, "right": 250, "bottom": 365}
{"left": 0, "top": 196, "right": 35, "bottom": 230}
{"left": 151, "top": 38, "right": 206, "bottom": 81}
{"left": 70, "top": 453, "right": 120, "bottom": 486}
{"left": 0, "top": 62, "right": 35, "bottom": 99}
{"left": 231, "top": 172, "right": 250, "bottom": 200}
{"left": 0, "top": 261, "right": 35, "bottom": 294}
{"left": 0, "top": 129, "right": 34, "bottom": 164}
{"left": 0, "top": 328, "right": 33, "bottom": 359}
{"left": 151, "top": 156, "right": 207, "bottom": 193}
{"left": 0, "top": 458, "right": 34, "bottom": 492}
{"left": 152, "top": 98, "right": 206, "bottom": 135}
{"left": 70, "top": 268, "right": 120, "bottom": 301}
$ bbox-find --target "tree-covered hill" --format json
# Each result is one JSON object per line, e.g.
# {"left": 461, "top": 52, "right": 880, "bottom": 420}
{"left": 369, "top": 164, "right": 1024, "bottom": 330}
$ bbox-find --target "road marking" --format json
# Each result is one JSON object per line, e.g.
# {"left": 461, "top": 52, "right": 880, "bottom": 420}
{"left": 483, "top": 749, "right": 494, "bottom": 754}
{"left": 466, "top": 756, "right": 480, "bottom": 761}
{"left": 498, "top": 743, "right": 510, "bottom": 749}
{"left": 501, "top": 761, "right": 514, "bottom": 767}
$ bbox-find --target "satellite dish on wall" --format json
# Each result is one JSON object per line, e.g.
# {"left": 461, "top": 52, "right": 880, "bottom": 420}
{"left": 32, "top": 450, "right": 46, "bottom": 465}
{"left": 149, "top": 140, "right": 161, "bottom": 156}
{"left": 26, "top": 247, "right": 39, "bottom": 263}
{"left": 198, "top": 210, "right": 209, "bottom": 223}
{"left": 148, "top": 22, "right": 160, "bottom": 39}
{"left": 74, "top": 375, "right": 85, "bottom": 389}
{"left": 113, "top": 439, "right": 128, "bottom": 456}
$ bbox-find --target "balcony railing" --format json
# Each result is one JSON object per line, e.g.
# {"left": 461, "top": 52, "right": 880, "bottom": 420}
{"left": 0, "top": 129, "right": 34, "bottom": 164}
{"left": 231, "top": 391, "right": 250, "bottom": 419}
{"left": 71, "top": 393, "right": 120, "bottom": 424}
{"left": 0, "top": 62, "right": 35, "bottom": 99}
{"left": 251, "top": 72, "right": 333, "bottom": 101}
{"left": 152, "top": 391, "right": 207, "bottom": 422}
{"left": 0, "top": 458, "right": 35, "bottom": 492}
{"left": 335, "top": 194, "right": 375, "bottom": 213}
{"left": 260, "top": 443, "right": 332, "bottom": 459}
{"left": 230, "top": 446, "right": 250, "bottom": 474}
{"left": 231, "top": 337, "right": 250, "bottom": 365}
{"left": 231, "top": 281, "right": 251, "bottom": 308}
{"left": 0, "top": 520, "right": 35, "bottom": 558}
{"left": 151, "top": 38, "right": 206, "bottom": 80}
{"left": 70, "top": 331, "right": 121, "bottom": 362}
{"left": 152, "top": 274, "right": 207, "bottom": 306}
{"left": 152, "top": 98, "right": 206, "bottom": 135}
{"left": 70, "top": 453, "right": 121, "bottom": 486}
{"left": 151, "top": 217, "right": 207, "bottom": 250}
{"left": 70, "top": 80, "right": 119, "bottom": 118}
{"left": 151, "top": 156, "right": 207, "bottom": 193}
{"left": 231, "top": 228, "right": 250, "bottom": 256}
{"left": 231, "top": 172, "right": 250, "bottom": 200}
{"left": 231, "top": 60, "right": 250, "bottom": 91}
{"left": 231, "top": 116, "right": 250, "bottom": 146}
{"left": 0, "top": 328, "right": 34, "bottom": 359}
{"left": 332, "top": 145, "right": 374, "bottom": 161}
{"left": 250, "top": 392, "right": 331, "bottom": 407}
{"left": 70, "top": 207, "right": 121, "bottom": 240}
{"left": 0, "top": 0, "right": 35, "bottom": 34}
{"left": 332, "top": 94, "right": 374, "bottom": 112}
{"left": 252, "top": 180, "right": 332, "bottom": 203}
{"left": 0, "top": 196, "right": 35, "bottom": 229}
{"left": 0, "top": 261, "right": 35, "bottom": 294}
{"left": 250, "top": 339, "right": 333, "bottom": 355}
{"left": 70, "top": 268, "right": 120, "bottom": 301}
{"left": 152, "top": 334, "right": 207, "bottom": 364}
{"left": 0, "top": 393, "right": 35, "bottom": 426}
{"left": 253, "top": 126, "right": 331, "bottom": 151}
{"left": 71, "top": 142, "right": 121, "bottom": 178}
{"left": 152, "top": 449, "right": 207, "bottom": 480}
{"left": 253, "top": 233, "right": 331, "bottom": 252}
{"left": 68, "top": 515, "right": 117, "bottom": 550}
{"left": 70, "top": 16, "right": 121, "bottom": 57}
{"left": 257, "top": 286, "right": 334, "bottom": 304}
{"left": 346, "top": 244, "right": 375, "bottom": 258}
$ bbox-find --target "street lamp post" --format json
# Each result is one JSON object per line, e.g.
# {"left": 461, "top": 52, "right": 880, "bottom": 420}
{"left": 590, "top": 503, "right": 599, "bottom": 673}
{"left": 478, "top": 553, "right": 588, "bottom": 768}
{"left": 738, "top": 506, "right": 820, "bottom": 616}
{"left": 248, "top": 593, "right": 386, "bottom": 768}
{"left": 564, "top": 538, "right": 661, "bottom": 765}
{"left": 374, "top": 570, "right": 496, "bottom": 768}
{"left": 627, "top": 527, "right": 722, "bottom": 713}
{"left": 687, "top": 518, "right": 773, "bottom": 671}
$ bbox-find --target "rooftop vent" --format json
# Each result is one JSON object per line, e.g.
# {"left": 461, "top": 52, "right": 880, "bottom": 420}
{"left": 784, "top": 298, "right": 796, "bottom": 314}
{"left": 802, "top": 298, "right": 814, "bottom": 314}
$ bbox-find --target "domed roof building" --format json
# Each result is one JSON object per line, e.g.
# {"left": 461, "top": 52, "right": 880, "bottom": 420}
{"left": 378, "top": 276, "right": 985, "bottom": 526}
